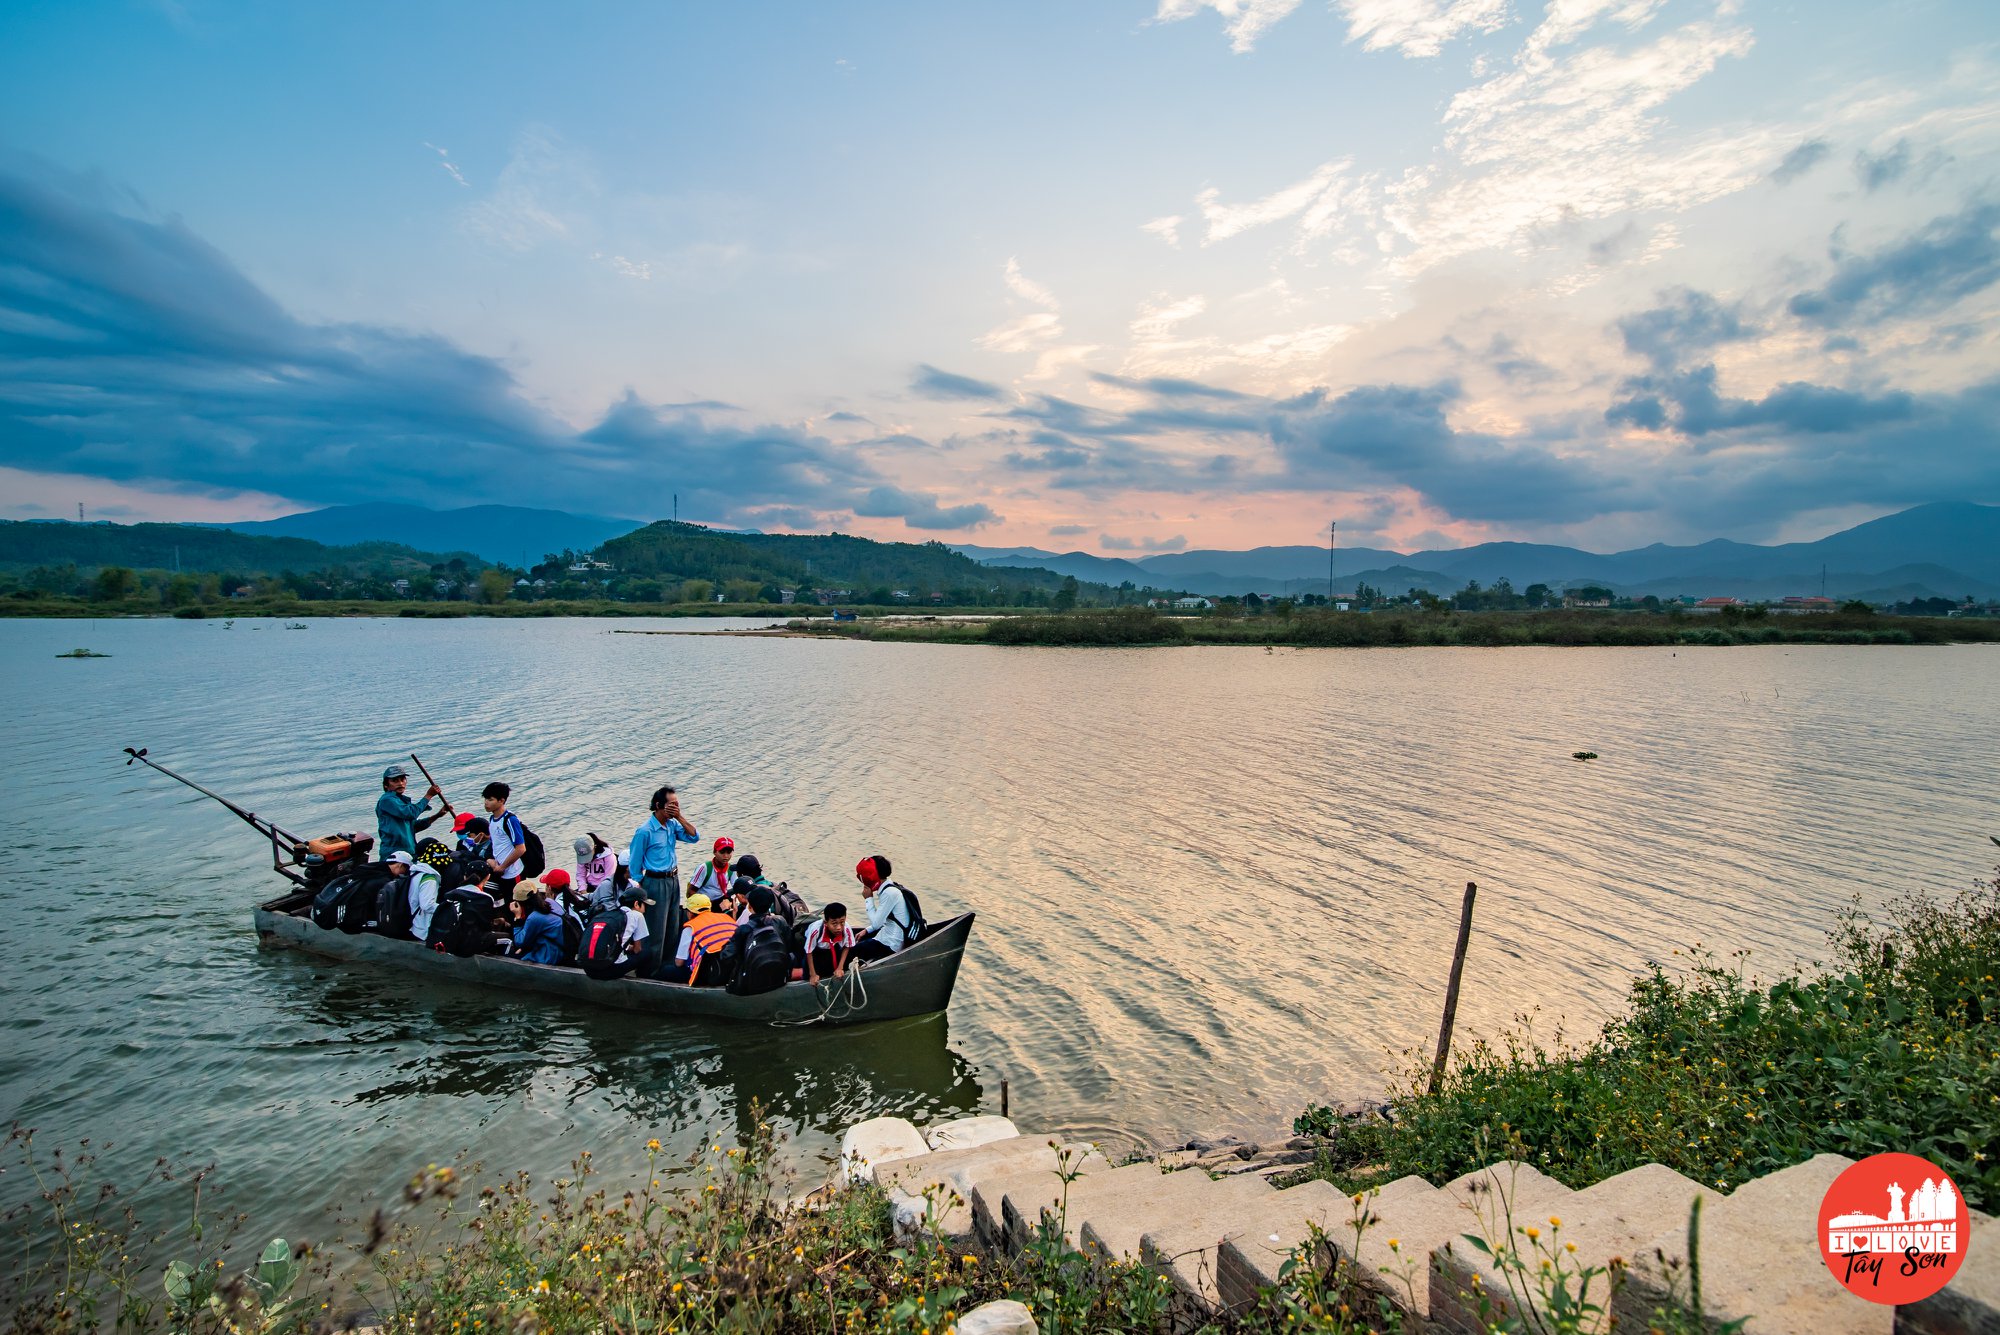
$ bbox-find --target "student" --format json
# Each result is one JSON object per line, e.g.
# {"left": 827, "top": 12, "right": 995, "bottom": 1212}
{"left": 482, "top": 783, "right": 527, "bottom": 891}
{"left": 407, "top": 847, "right": 445, "bottom": 941}
{"left": 510, "top": 888, "right": 566, "bottom": 965}
{"left": 376, "top": 764, "right": 443, "bottom": 860}
{"left": 685, "top": 837, "right": 736, "bottom": 900}
{"left": 666, "top": 893, "right": 738, "bottom": 986}
{"left": 854, "top": 855, "right": 914, "bottom": 962}
{"left": 574, "top": 834, "right": 616, "bottom": 904}
{"left": 719, "top": 885, "right": 792, "bottom": 995}
{"left": 803, "top": 902, "right": 858, "bottom": 984}
{"left": 627, "top": 786, "right": 698, "bottom": 978}
{"left": 454, "top": 814, "right": 489, "bottom": 856}
{"left": 591, "top": 855, "right": 631, "bottom": 913}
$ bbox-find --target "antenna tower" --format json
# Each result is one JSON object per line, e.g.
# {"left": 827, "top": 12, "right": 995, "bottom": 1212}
{"left": 1328, "top": 519, "right": 1337, "bottom": 605}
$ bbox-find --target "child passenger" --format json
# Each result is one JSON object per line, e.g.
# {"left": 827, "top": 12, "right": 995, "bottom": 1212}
{"left": 802, "top": 902, "right": 858, "bottom": 983}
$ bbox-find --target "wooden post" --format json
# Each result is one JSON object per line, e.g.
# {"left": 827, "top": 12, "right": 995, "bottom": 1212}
{"left": 1429, "top": 882, "right": 1478, "bottom": 1096}
{"left": 1001, "top": 1078, "right": 1010, "bottom": 1119}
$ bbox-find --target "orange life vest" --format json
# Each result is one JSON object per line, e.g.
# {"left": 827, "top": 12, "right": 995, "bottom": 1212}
{"left": 684, "top": 909, "right": 737, "bottom": 984}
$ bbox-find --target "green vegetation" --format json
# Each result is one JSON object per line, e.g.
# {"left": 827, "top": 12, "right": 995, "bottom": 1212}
{"left": 1296, "top": 872, "right": 2000, "bottom": 1213}
{"left": 786, "top": 606, "right": 2000, "bottom": 647}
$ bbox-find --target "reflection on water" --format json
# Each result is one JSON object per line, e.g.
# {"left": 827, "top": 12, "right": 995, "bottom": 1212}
{"left": 1, "top": 616, "right": 1994, "bottom": 1248}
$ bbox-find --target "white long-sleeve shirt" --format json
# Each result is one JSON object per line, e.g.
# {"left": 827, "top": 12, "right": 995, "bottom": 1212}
{"left": 865, "top": 882, "right": 913, "bottom": 953}
{"left": 408, "top": 867, "right": 442, "bottom": 939}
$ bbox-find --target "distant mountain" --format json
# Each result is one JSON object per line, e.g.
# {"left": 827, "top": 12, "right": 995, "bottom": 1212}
{"left": 0, "top": 519, "right": 475, "bottom": 575}
{"left": 600, "top": 522, "right": 1073, "bottom": 594}
{"left": 951, "top": 503, "right": 2000, "bottom": 599}
{"left": 211, "top": 503, "right": 644, "bottom": 566}
{"left": 952, "top": 544, "right": 1158, "bottom": 586}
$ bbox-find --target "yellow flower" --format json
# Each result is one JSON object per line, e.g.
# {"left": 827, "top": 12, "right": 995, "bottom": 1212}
{"left": 1565, "top": 1242, "right": 1577, "bottom": 1254}
{"left": 1387, "top": 1238, "right": 1400, "bottom": 1251}
{"left": 647, "top": 1139, "right": 661, "bottom": 1152}
{"left": 1525, "top": 1226, "right": 1540, "bottom": 1240}
{"left": 1548, "top": 1216, "right": 1561, "bottom": 1228}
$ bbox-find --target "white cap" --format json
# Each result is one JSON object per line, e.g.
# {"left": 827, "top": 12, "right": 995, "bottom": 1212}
{"left": 387, "top": 850, "right": 414, "bottom": 866}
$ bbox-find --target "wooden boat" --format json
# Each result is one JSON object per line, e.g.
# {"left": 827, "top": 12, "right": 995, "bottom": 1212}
{"left": 253, "top": 889, "right": 974, "bottom": 1025}
{"left": 126, "top": 746, "right": 975, "bottom": 1027}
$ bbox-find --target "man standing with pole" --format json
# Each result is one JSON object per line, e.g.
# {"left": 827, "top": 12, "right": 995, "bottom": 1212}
{"left": 376, "top": 763, "right": 443, "bottom": 861}
{"left": 628, "top": 785, "right": 698, "bottom": 979}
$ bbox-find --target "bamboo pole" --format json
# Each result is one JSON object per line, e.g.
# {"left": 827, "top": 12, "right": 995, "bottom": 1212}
{"left": 1429, "top": 881, "right": 1478, "bottom": 1096}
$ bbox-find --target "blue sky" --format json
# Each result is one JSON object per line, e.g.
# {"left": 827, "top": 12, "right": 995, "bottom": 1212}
{"left": 2, "top": 0, "right": 1997, "bottom": 553}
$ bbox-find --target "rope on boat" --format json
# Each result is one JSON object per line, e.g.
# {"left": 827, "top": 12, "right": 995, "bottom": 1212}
{"left": 774, "top": 963, "right": 871, "bottom": 1027}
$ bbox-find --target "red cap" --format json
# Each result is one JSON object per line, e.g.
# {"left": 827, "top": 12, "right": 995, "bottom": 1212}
{"left": 539, "top": 868, "right": 571, "bottom": 888}
{"left": 714, "top": 836, "right": 735, "bottom": 853}
{"left": 452, "top": 813, "right": 475, "bottom": 833}
{"left": 855, "top": 857, "right": 878, "bottom": 882}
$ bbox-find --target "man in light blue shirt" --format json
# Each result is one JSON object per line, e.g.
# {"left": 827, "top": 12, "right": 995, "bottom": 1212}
{"left": 628, "top": 785, "right": 698, "bottom": 977}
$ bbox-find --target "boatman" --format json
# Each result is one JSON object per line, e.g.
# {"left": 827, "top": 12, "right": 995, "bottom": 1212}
{"left": 376, "top": 764, "right": 443, "bottom": 861}
{"left": 628, "top": 785, "right": 698, "bottom": 978}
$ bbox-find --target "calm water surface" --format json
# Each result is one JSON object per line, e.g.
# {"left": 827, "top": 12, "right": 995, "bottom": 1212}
{"left": 1, "top": 617, "right": 1994, "bottom": 1248}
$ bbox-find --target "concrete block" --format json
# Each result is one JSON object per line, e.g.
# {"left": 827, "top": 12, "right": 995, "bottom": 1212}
{"left": 1896, "top": 1209, "right": 1997, "bottom": 1335}
{"left": 1212, "top": 1180, "right": 1355, "bottom": 1311}
{"left": 925, "top": 1115, "right": 1020, "bottom": 1153}
{"left": 1078, "top": 1169, "right": 1274, "bottom": 1263}
{"left": 957, "top": 1299, "right": 1038, "bottom": 1335}
{"left": 1427, "top": 1162, "right": 1579, "bottom": 1334}
{"left": 1134, "top": 1176, "right": 1320, "bottom": 1310}
{"left": 1000, "top": 1161, "right": 1163, "bottom": 1252}
{"left": 1619, "top": 1153, "right": 1888, "bottom": 1335}
{"left": 1340, "top": 1174, "right": 1467, "bottom": 1323}
{"left": 970, "top": 1147, "right": 1112, "bottom": 1249}
{"left": 838, "top": 1116, "right": 929, "bottom": 1186}
{"left": 880, "top": 1137, "right": 1079, "bottom": 1246}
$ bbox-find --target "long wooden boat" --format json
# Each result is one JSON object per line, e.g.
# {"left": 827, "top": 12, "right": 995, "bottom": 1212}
{"left": 121, "top": 746, "right": 974, "bottom": 1028}
{"left": 255, "top": 889, "right": 974, "bottom": 1025}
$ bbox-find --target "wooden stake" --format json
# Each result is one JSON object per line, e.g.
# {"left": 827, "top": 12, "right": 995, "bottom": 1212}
{"left": 1001, "top": 1078, "right": 1010, "bottom": 1119}
{"left": 1429, "top": 881, "right": 1478, "bottom": 1096}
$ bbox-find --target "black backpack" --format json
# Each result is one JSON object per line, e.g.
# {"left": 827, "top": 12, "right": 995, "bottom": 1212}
{"left": 312, "top": 872, "right": 357, "bottom": 929}
{"left": 559, "top": 912, "right": 584, "bottom": 965}
{"left": 315, "top": 864, "right": 391, "bottom": 932}
{"left": 427, "top": 888, "right": 498, "bottom": 958}
{"left": 375, "top": 872, "right": 417, "bottom": 938}
{"left": 513, "top": 816, "right": 547, "bottom": 879}
{"left": 885, "top": 883, "right": 927, "bottom": 944}
{"left": 772, "top": 881, "right": 810, "bottom": 925}
{"left": 728, "top": 917, "right": 792, "bottom": 996}
{"left": 580, "top": 907, "right": 628, "bottom": 976}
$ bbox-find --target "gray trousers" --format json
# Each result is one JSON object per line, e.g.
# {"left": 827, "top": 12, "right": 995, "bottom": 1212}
{"left": 639, "top": 870, "right": 682, "bottom": 978}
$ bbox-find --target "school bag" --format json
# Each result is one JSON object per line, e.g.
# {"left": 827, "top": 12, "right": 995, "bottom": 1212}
{"left": 884, "top": 882, "right": 927, "bottom": 944}
{"left": 494, "top": 812, "right": 546, "bottom": 879}
{"left": 315, "top": 864, "right": 391, "bottom": 931}
{"left": 427, "top": 888, "right": 498, "bottom": 958}
{"left": 375, "top": 872, "right": 418, "bottom": 938}
{"left": 559, "top": 912, "right": 584, "bottom": 965}
{"left": 580, "top": 907, "right": 629, "bottom": 977}
{"left": 728, "top": 918, "right": 792, "bottom": 996}
{"left": 773, "top": 881, "right": 810, "bottom": 925}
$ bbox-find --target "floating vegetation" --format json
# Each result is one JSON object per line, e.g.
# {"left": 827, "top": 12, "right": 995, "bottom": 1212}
{"left": 285, "top": 622, "right": 308, "bottom": 629}
{"left": 1571, "top": 750, "right": 1598, "bottom": 760}
{"left": 56, "top": 648, "right": 109, "bottom": 658}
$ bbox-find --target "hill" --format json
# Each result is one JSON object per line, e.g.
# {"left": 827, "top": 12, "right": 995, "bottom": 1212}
{"left": 210, "top": 503, "right": 643, "bottom": 566}
{"left": 598, "top": 522, "right": 1076, "bottom": 596}
{"left": 0, "top": 520, "right": 472, "bottom": 576}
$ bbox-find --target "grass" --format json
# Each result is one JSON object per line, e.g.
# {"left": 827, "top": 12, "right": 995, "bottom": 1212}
{"left": 1295, "top": 868, "right": 2000, "bottom": 1213}
{"left": 783, "top": 606, "right": 2000, "bottom": 648}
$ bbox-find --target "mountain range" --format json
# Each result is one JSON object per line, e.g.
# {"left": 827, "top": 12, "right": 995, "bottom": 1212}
{"left": 208, "top": 504, "right": 643, "bottom": 566}
{"left": 953, "top": 502, "right": 2000, "bottom": 601}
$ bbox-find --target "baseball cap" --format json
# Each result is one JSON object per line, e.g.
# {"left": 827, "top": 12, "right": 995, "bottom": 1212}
{"left": 383, "top": 764, "right": 409, "bottom": 782}
{"left": 452, "top": 813, "right": 476, "bottom": 833}
{"left": 573, "top": 836, "right": 594, "bottom": 860}
{"left": 683, "top": 892, "right": 713, "bottom": 913}
{"left": 620, "top": 885, "right": 653, "bottom": 907}
{"left": 713, "top": 836, "right": 736, "bottom": 853}
{"left": 386, "top": 850, "right": 414, "bottom": 866}
{"left": 540, "top": 867, "right": 572, "bottom": 889}
{"left": 513, "top": 883, "right": 539, "bottom": 904}
{"left": 734, "top": 854, "right": 763, "bottom": 880}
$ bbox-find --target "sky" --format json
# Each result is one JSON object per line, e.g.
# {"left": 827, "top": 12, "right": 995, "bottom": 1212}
{"left": 2, "top": 0, "right": 1998, "bottom": 556}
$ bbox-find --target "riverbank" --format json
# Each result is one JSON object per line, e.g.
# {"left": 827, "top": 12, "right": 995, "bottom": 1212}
{"left": 8, "top": 865, "right": 1990, "bottom": 1332}
{"left": 785, "top": 606, "right": 2000, "bottom": 647}
{"left": 0, "top": 598, "right": 1030, "bottom": 619}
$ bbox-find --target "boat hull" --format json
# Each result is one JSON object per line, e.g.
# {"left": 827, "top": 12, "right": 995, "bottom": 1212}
{"left": 252, "top": 904, "right": 973, "bottom": 1026}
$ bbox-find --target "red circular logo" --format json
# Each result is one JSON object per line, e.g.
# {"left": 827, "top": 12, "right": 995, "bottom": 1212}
{"left": 1818, "top": 1153, "right": 1970, "bottom": 1304}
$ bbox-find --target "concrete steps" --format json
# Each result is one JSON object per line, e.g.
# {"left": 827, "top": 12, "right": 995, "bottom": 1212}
{"left": 837, "top": 1117, "right": 1998, "bottom": 1334}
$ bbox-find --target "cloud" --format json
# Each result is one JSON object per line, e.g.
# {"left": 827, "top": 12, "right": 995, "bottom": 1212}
{"left": 1141, "top": 215, "right": 1183, "bottom": 248}
{"left": 1788, "top": 202, "right": 2000, "bottom": 327}
{"left": 851, "top": 486, "right": 999, "bottom": 530}
{"left": 1854, "top": 139, "right": 1913, "bottom": 193}
{"left": 1196, "top": 160, "right": 1349, "bottom": 245}
{"left": 422, "top": 142, "right": 470, "bottom": 188}
{"left": 1151, "top": 0, "right": 1303, "bottom": 54}
{"left": 1616, "top": 288, "right": 1754, "bottom": 370}
{"left": 1769, "top": 138, "right": 1831, "bottom": 185}
{"left": 1333, "top": 0, "right": 1511, "bottom": 59}
{"left": 0, "top": 160, "right": 923, "bottom": 529}
{"left": 1047, "top": 524, "right": 1088, "bottom": 536}
{"left": 462, "top": 125, "right": 578, "bottom": 252}
{"left": 912, "top": 364, "right": 1007, "bottom": 400}
{"left": 1607, "top": 364, "right": 1918, "bottom": 438}
{"left": 1101, "top": 533, "right": 1189, "bottom": 551}
{"left": 1002, "top": 257, "right": 1058, "bottom": 310}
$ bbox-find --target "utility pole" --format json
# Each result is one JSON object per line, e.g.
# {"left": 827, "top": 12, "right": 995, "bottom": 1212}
{"left": 1821, "top": 564, "right": 1827, "bottom": 599}
{"left": 1328, "top": 519, "right": 1337, "bottom": 605}
{"left": 674, "top": 494, "right": 678, "bottom": 524}
{"left": 78, "top": 502, "right": 84, "bottom": 523}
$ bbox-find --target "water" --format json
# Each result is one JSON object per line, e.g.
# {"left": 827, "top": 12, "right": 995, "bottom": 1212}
{"left": 2, "top": 616, "right": 1995, "bottom": 1250}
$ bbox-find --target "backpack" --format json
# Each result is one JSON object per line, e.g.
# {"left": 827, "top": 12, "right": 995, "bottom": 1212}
{"left": 772, "top": 881, "right": 810, "bottom": 925}
{"left": 375, "top": 872, "right": 418, "bottom": 938}
{"left": 312, "top": 872, "right": 357, "bottom": 929}
{"left": 728, "top": 917, "right": 792, "bottom": 996}
{"left": 559, "top": 912, "right": 584, "bottom": 965}
{"left": 580, "top": 907, "right": 629, "bottom": 976}
{"left": 496, "top": 812, "right": 546, "bottom": 879}
{"left": 427, "top": 888, "right": 498, "bottom": 958}
{"left": 315, "top": 864, "right": 391, "bottom": 932}
{"left": 884, "top": 882, "right": 927, "bottom": 944}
